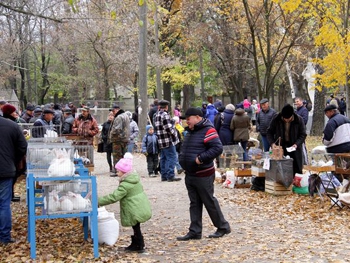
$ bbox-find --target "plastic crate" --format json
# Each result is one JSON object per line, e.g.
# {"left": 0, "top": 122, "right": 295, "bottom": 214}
{"left": 26, "top": 139, "right": 75, "bottom": 177}
{"left": 43, "top": 179, "right": 92, "bottom": 215}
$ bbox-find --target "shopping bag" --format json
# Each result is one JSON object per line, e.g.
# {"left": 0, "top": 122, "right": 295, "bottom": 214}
{"left": 271, "top": 137, "right": 283, "bottom": 160}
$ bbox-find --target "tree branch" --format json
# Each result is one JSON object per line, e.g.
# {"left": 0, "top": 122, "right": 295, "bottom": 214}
{"left": 0, "top": 2, "right": 63, "bottom": 23}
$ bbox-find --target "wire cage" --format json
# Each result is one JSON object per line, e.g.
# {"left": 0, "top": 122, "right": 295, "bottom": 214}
{"left": 26, "top": 138, "right": 75, "bottom": 177}
{"left": 218, "top": 144, "right": 244, "bottom": 169}
{"left": 43, "top": 179, "right": 92, "bottom": 215}
{"left": 70, "top": 140, "right": 94, "bottom": 170}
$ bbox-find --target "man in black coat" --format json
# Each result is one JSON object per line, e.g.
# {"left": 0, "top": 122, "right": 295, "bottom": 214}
{"left": 267, "top": 104, "right": 307, "bottom": 175}
{"left": 0, "top": 116, "right": 28, "bottom": 244}
{"left": 177, "top": 107, "right": 231, "bottom": 241}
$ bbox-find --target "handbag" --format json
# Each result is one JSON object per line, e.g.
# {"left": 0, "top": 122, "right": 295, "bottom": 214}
{"left": 97, "top": 142, "right": 104, "bottom": 153}
{"left": 271, "top": 137, "right": 283, "bottom": 160}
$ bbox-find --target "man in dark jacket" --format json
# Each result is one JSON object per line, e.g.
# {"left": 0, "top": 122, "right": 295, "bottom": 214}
{"left": 323, "top": 104, "right": 350, "bottom": 153}
{"left": 294, "top": 97, "right": 308, "bottom": 125}
{"left": 32, "top": 108, "right": 55, "bottom": 138}
{"left": 256, "top": 98, "right": 277, "bottom": 152}
{"left": 177, "top": 107, "right": 231, "bottom": 241}
{"left": 61, "top": 108, "right": 75, "bottom": 134}
{"left": 0, "top": 116, "right": 27, "bottom": 244}
{"left": 267, "top": 104, "right": 307, "bottom": 175}
{"left": 148, "top": 99, "right": 159, "bottom": 126}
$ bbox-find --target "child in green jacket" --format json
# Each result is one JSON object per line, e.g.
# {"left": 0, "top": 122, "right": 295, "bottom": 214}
{"left": 98, "top": 152, "right": 152, "bottom": 252}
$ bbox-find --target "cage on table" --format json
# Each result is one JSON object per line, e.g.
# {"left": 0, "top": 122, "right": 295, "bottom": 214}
{"left": 26, "top": 138, "right": 75, "bottom": 177}
{"left": 218, "top": 145, "right": 244, "bottom": 169}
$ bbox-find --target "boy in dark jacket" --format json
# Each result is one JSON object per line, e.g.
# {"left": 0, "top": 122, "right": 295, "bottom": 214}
{"left": 141, "top": 125, "right": 159, "bottom": 177}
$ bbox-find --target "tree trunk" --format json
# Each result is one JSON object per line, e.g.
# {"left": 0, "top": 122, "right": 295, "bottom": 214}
{"left": 182, "top": 84, "right": 195, "bottom": 113}
{"left": 310, "top": 88, "right": 326, "bottom": 136}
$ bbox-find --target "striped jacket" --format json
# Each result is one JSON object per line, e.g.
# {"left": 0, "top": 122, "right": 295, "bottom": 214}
{"left": 179, "top": 118, "right": 223, "bottom": 177}
{"left": 154, "top": 109, "right": 179, "bottom": 149}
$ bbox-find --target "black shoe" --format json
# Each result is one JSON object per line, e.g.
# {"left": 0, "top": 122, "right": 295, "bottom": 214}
{"left": 161, "top": 178, "right": 167, "bottom": 182}
{"left": 167, "top": 177, "right": 181, "bottom": 182}
{"left": 177, "top": 233, "right": 201, "bottom": 241}
{"left": 11, "top": 196, "right": 20, "bottom": 202}
{"left": 110, "top": 173, "right": 117, "bottom": 177}
{"left": 177, "top": 169, "right": 184, "bottom": 174}
{"left": 208, "top": 229, "right": 231, "bottom": 238}
{"left": 0, "top": 238, "right": 16, "bottom": 245}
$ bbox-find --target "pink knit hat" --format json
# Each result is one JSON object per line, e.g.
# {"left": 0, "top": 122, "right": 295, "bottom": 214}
{"left": 115, "top": 152, "right": 133, "bottom": 173}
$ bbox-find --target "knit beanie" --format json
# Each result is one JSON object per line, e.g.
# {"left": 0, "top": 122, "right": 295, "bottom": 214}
{"left": 115, "top": 152, "right": 133, "bottom": 173}
{"left": 225, "top": 104, "right": 235, "bottom": 112}
{"left": 281, "top": 104, "right": 294, "bottom": 118}
{"left": 146, "top": 125, "right": 153, "bottom": 133}
{"left": 2, "top": 104, "right": 17, "bottom": 115}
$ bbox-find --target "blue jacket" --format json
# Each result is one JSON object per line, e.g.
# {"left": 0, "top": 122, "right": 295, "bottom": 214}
{"left": 205, "top": 104, "right": 218, "bottom": 124}
{"left": 257, "top": 107, "right": 277, "bottom": 135}
{"left": 296, "top": 106, "right": 309, "bottom": 125}
{"left": 141, "top": 133, "right": 159, "bottom": 154}
{"left": 215, "top": 109, "right": 234, "bottom": 145}
{"left": 179, "top": 118, "right": 223, "bottom": 176}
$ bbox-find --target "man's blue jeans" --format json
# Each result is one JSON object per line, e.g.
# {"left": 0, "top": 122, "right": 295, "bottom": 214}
{"left": 160, "top": 145, "right": 177, "bottom": 180}
{"left": 0, "top": 178, "right": 13, "bottom": 243}
{"left": 261, "top": 135, "right": 270, "bottom": 152}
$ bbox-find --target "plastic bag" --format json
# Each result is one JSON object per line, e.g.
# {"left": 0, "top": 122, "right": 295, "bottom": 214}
{"left": 98, "top": 207, "right": 119, "bottom": 245}
{"left": 265, "top": 159, "right": 293, "bottom": 188}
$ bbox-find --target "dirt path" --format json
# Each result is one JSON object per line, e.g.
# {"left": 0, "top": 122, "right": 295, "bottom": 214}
{"left": 2, "top": 150, "right": 350, "bottom": 262}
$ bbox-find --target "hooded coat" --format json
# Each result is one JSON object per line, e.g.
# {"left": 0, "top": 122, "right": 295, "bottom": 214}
{"left": 98, "top": 171, "right": 152, "bottom": 227}
{"left": 230, "top": 108, "right": 251, "bottom": 142}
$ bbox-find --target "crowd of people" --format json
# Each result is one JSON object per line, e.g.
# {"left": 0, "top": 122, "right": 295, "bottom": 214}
{"left": 1, "top": 93, "right": 350, "bottom": 250}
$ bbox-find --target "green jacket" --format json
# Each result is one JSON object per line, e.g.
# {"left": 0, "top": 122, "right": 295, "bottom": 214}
{"left": 98, "top": 171, "right": 152, "bottom": 227}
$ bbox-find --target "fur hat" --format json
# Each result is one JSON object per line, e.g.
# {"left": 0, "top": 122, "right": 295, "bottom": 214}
{"left": 115, "top": 152, "right": 133, "bottom": 173}
{"left": 281, "top": 104, "right": 294, "bottom": 118}
{"left": 2, "top": 104, "right": 16, "bottom": 115}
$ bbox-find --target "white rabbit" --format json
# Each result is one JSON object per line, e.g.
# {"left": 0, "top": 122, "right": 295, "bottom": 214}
{"left": 44, "top": 130, "right": 58, "bottom": 138}
{"left": 66, "top": 191, "right": 89, "bottom": 210}
{"left": 44, "top": 190, "right": 60, "bottom": 212}
{"left": 60, "top": 196, "right": 74, "bottom": 211}
{"left": 47, "top": 149, "right": 75, "bottom": 177}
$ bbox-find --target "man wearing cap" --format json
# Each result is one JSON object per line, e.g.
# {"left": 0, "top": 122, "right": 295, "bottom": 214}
{"left": 323, "top": 104, "right": 350, "bottom": 153}
{"left": 21, "top": 105, "right": 35, "bottom": 123}
{"left": 256, "top": 98, "right": 277, "bottom": 152}
{"left": 154, "top": 100, "right": 181, "bottom": 182}
{"left": 177, "top": 107, "right": 230, "bottom": 241}
{"left": 32, "top": 108, "right": 56, "bottom": 138}
{"left": 72, "top": 106, "right": 99, "bottom": 145}
{"left": 108, "top": 105, "right": 130, "bottom": 176}
{"left": 0, "top": 111, "right": 27, "bottom": 244}
{"left": 266, "top": 104, "right": 307, "bottom": 175}
{"left": 61, "top": 108, "right": 75, "bottom": 134}
{"left": 29, "top": 107, "right": 43, "bottom": 124}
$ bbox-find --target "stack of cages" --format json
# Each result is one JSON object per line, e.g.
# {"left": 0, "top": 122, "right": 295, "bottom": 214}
{"left": 26, "top": 137, "right": 92, "bottom": 214}
{"left": 218, "top": 145, "right": 244, "bottom": 169}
